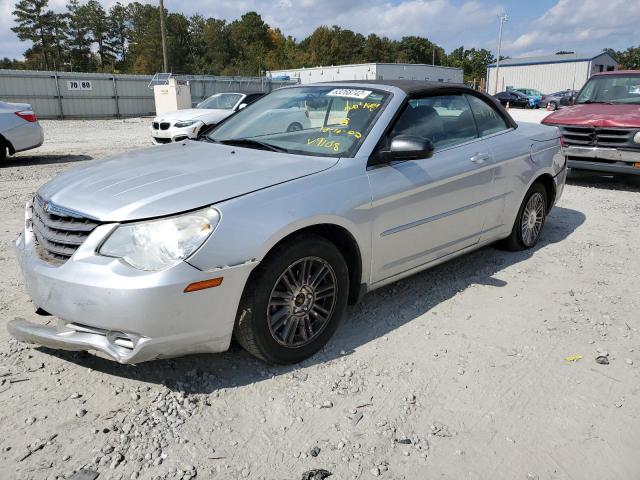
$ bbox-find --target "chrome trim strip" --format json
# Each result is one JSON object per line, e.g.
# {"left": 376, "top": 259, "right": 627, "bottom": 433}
{"left": 380, "top": 192, "right": 509, "bottom": 237}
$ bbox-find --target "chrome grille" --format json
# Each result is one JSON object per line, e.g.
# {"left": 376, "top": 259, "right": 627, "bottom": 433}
{"left": 31, "top": 196, "right": 99, "bottom": 263}
{"left": 560, "top": 126, "right": 638, "bottom": 148}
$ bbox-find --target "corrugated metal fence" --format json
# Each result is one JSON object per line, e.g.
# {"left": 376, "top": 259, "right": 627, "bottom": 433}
{"left": 0, "top": 70, "right": 297, "bottom": 119}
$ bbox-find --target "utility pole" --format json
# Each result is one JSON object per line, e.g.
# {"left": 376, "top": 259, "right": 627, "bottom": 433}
{"left": 494, "top": 13, "right": 508, "bottom": 94}
{"left": 159, "top": 0, "right": 169, "bottom": 72}
{"left": 432, "top": 45, "right": 436, "bottom": 65}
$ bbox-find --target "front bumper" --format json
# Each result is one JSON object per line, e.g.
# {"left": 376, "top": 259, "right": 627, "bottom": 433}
{"left": 564, "top": 146, "right": 640, "bottom": 175}
{"left": 150, "top": 122, "right": 203, "bottom": 144}
{"left": 9, "top": 220, "right": 256, "bottom": 363}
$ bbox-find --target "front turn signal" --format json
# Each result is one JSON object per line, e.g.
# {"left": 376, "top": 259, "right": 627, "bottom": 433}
{"left": 184, "top": 277, "right": 224, "bottom": 293}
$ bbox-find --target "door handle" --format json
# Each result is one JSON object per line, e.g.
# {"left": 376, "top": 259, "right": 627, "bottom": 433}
{"left": 470, "top": 153, "right": 491, "bottom": 164}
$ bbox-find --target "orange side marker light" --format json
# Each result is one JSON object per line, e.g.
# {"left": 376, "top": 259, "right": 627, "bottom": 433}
{"left": 184, "top": 277, "right": 223, "bottom": 293}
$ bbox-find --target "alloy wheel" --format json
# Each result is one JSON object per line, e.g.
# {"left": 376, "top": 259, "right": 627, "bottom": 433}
{"left": 267, "top": 257, "right": 338, "bottom": 348}
{"left": 520, "top": 192, "right": 545, "bottom": 246}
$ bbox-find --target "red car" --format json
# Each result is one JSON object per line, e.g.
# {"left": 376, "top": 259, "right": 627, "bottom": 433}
{"left": 542, "top": 70, "right": 640, "bottom": 176}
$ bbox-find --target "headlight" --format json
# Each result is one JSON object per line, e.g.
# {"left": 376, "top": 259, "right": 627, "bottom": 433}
{"left": 175, "top": 120, "right": 198, "bottom": 128}
{"left": 634, "top": 131, "right": 640, "bottom": 144}
{"left": 98, "top": 207, "right": 220, "bottom": 271}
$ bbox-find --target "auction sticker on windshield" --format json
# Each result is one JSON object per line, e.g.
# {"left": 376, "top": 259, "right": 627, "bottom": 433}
{"left": 327, "top": 89, "right": 373, "bottom": 99}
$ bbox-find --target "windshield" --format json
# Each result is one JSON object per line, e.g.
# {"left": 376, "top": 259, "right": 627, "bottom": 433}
{"left": 208, "top": 86, "right": 390, "bottom": 157}
{"left": 576, "top": 75, "right": 640, "bottom": 104}
{"left": 198, "top": 93, "right": 243, "bottom": 110}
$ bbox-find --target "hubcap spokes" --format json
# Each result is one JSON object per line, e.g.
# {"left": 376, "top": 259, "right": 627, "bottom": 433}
{"left": 521, "top": 192, "right": 545, "bottom": 246}
{"left": 267, "top": 257, "right": 337, "bottom": 347}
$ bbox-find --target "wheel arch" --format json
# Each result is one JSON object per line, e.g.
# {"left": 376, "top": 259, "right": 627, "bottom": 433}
{"left": 534, "top": 173, "right": 556, "bottom": 213}
{"left": 0, "top": 134, "right": 15, "bottom": 155}
{"left": 249, "top": 223, "right": 365, "bottom": 305}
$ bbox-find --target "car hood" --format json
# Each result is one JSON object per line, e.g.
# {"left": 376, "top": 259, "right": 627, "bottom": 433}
{"left": 37, "top": 142, "right": 338, "bottom": 222}
{"left": 542, "top": 103, "right": 640, "bottom": 127}
{"left": 153, "top": 108, "right": 233, "bottom": 124}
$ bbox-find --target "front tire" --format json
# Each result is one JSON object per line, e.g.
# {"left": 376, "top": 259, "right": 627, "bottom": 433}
{"left": 498, "top": 183, "right": 548, "bottom": 251}
{"left": 286, "top": 122, "right": 303, "bottom": 132}
{"left": 234, "top": 234, "right": 349, "bottom": 364}
{"left": 0, "top": 144, "right": 6, "bottom": 162}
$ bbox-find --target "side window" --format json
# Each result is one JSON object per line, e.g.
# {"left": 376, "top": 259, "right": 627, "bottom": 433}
{"left": 465, "top": 94, "right": 509, "bottom": 137}
{"left": 388, "top": 94, "right": 478, "bottom": 150}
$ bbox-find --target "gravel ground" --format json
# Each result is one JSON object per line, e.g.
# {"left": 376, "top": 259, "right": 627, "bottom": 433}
{"left": 1, "top": 112, "right": 640, "bottom": 480}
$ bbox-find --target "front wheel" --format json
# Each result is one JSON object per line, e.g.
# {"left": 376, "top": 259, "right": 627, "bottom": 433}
{"left": 234, "top": 234, "right": 349, "bottom": 364}
{"left": 286, "top": 122, "right": 303, "bottom": 132}
{"left": 498, "top": 183, "right": 548, "bottom": 251}
{"left": 0, "top": 144, "right": 6, "bottom": 162}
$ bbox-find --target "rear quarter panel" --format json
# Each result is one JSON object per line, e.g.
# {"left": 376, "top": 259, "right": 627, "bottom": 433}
{"left": 484, "top": 122, "right": 561, "bottom": 237}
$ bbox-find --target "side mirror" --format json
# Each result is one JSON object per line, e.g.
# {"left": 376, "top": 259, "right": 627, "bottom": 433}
{"left": 238, "top": 103, "right": 248, "bottom": 110}
{"left": 378, "top": 135, "right": 435, "bottom": 163}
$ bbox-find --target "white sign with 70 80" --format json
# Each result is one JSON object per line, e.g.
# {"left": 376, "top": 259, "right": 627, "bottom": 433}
{"left": 67, "top": 80, "right": 93, "bottom": 91}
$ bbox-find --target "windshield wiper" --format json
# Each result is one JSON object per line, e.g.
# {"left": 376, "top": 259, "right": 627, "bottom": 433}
{"left": 219, "top": 138, "right": 289, "bottom": 153}
{"left": 580, "top": 100, "right": 613, "bottom": 104}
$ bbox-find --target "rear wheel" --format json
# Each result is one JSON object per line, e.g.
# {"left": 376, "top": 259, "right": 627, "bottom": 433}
{"left": 549, "top": 102, "right": 558, "bottom": 111}
{"left": 498, "top": 183, "right": 548, "bottom": 251}
{"left": 234, "top": 234, "right": 349, "bottom": 364}
{"left": 0, "top": 143, "right": 6, "bottom": 162}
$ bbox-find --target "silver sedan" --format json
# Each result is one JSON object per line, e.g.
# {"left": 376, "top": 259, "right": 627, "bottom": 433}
{"left": 0, "top": 101, "right": 44, "bottom": 161}
{"left": 9, "top": 81, "right": 566, "bottom": 364}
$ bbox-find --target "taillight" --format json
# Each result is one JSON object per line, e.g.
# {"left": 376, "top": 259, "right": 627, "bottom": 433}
{"left": 15, "top": 110, "right": 37, "bottom": 122}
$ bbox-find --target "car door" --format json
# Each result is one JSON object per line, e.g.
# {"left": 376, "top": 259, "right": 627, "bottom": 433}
{"left": 464, "top": 93, "right": 526, "bottom": 233}
{"left": 367, "top": 94, "right": 498, "bottom": 284}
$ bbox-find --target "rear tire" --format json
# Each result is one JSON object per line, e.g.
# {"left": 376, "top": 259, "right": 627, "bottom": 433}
{"left": 234, "top": 234, "right": 349, "bottom": 364}
{"left": 0, "top": 144, "right": 6, "bottom": 162}
{"left": 498, "top": 182, "right": 548, "bottom": 251}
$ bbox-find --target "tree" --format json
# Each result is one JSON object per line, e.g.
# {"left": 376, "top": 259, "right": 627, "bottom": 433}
{"left": 107, "top": 2, "right": 130, "bottom": 68}
{"left": 84, "top": 0, "right": 114, "bottom": 69}
{"left": 66, "top": 0, "right": 95, "bottom": 71}
{"left": 12, "top": 0, "right": 55, "bottom": 69}
{"left": 614, "top": 46, "right": 640, "bottom": 69}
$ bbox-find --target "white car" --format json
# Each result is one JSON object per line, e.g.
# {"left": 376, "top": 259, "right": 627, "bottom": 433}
{"left": 0, "top": 101, "right": 44, "bottom": 161}
{"left": 150, "top": 92, "right": 265, "bottom": 144}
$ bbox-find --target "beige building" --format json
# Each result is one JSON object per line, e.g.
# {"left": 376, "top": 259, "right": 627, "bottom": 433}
{"left": 487, "top": 51, "right": 619, "bottom": 94}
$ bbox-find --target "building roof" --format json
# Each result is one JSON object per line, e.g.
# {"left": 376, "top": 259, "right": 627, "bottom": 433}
{"left": 269, "top": 62, "right": 462, "bottom": 73}
{"left": 488, "top": 51, "right": 618, "bottom": 68}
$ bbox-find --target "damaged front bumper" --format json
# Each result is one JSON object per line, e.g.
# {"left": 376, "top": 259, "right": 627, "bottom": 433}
{"left": 9, "top": 222, "right": 256, "bottom": 364}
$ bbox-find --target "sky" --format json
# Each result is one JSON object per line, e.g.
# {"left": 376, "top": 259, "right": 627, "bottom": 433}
{"left": 1, "top": 0, "right": 639, "bottom": 61}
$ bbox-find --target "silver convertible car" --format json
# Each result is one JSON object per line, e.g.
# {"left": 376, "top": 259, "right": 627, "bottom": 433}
{"left": 9, "top": 81, "right": 566, "bottom": 364}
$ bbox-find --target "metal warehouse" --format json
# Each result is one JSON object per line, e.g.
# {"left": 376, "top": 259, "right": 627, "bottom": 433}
{"left": 269, "top": 63, "right": 463, "bottom": 84}
{"left": 487, "top": 51, "right": 619, "bottom": 95}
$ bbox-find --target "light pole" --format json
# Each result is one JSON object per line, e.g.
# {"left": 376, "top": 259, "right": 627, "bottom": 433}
{"left": 494, "top": 13, "right": 508, "bottom": 94}
{"left": 159, "top": 0, "right": 169, "bottom": 72}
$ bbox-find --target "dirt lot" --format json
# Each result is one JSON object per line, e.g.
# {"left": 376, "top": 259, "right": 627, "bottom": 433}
{"left": 1, "top": 112, "right": 639, "bottom": 480}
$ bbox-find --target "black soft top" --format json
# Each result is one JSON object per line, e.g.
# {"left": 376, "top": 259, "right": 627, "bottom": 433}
{"left": 325, "top": 79, "right": 474, "bottom": 96}
{"left": 326, "top": 80, "right": 517, "bottom": 130}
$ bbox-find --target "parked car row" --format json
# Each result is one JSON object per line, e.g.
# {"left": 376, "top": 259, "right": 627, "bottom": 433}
{"left": 494, "top": 88, "right": 579, "bottom": 111}
{"left": 8, "top": 80, "right": 567, "bottom": 364}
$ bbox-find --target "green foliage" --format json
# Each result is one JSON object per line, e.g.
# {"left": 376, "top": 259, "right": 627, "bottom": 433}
{"left": 613, "top": 46, "right": 640, "bottom": 70}
{"left": 6, "top": 1, "right": 509, "bottom": 81}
